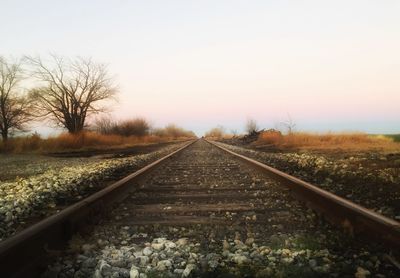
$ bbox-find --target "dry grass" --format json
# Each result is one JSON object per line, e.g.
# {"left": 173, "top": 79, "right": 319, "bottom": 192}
{"left": 44, "top": 132, "right": 165, "bottom": 151}
{"left": 0, "top": 131, "right": 193, "bottom": 153}
{"left": 204, "top": 127, "right": 225, "bottom": 139}
{"left": 204, "top": 126, "right": 235, "bottom": 140}
{"left": 254, "top": 131, "right": 400, "bottom": 151}
{"left": 206, "top": 134, "right": 235, "bottom": 140}
{"left": 152, "top": 124, "right": 196, "bottom": 139}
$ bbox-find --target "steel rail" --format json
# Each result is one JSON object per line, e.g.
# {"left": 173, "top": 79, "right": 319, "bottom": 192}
{"left": 0, "top": 140, "right": 196, "bottom": 278}
{"left": 206, "top": 139, "right": 400, "bottom": 250}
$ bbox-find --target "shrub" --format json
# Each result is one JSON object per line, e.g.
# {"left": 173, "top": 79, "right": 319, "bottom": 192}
{"left": 94, "top": 117, "right": 115, "bottom": 135}
{"left": 153, "top": 124, "right": 196, "bottom": 139}
{"left": 205, "top": 126, "right": 225, "bottom": 139}
{"left": 113, "top": 118, "right": 150, "bottom": 137}
{"left": 256, "top": 129, "right": 283, "bottom": 145}
{"left": 95, "top": 117, "right": 151, "bottom": 137}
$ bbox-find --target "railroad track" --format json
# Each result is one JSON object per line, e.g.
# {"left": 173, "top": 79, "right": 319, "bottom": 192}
{"left": 0, "top": 139, "right": 399, "bottom": 277}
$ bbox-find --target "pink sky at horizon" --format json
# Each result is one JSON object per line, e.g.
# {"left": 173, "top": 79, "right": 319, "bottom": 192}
{"left": 111, "top": 36, "right": 399, "bottom": 134}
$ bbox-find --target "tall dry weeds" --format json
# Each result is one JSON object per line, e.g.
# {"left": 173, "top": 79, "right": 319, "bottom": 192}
{"left": 254, "top": 132, "right": 400, "bottom": 151}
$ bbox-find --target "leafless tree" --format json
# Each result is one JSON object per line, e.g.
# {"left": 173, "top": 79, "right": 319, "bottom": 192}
{"left": 280, "top": 114, "right": 296, "bottom": 134}
{"left": 245, "top": 118, "right": 258, "bottom": 135}
{"left": 0, "top": 57, "right": 33, "bottom": 142}
{"left": 27, "top": 55, "right": 117, "bottom": 133}
{"left": 230, "top": 129, "right": 238, "bottom": 137}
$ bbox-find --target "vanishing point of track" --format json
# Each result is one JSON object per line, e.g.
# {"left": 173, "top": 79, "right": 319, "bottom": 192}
{"left": 0, "top": 139, "right": 399, "bottom": 277}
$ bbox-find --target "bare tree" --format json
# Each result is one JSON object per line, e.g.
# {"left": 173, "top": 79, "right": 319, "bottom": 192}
{"left": 245, "top": 118, "right": 258, "bottom": 135}
{"left": 0, "top": 57, "right": 32, "bottom": 142}
{"left": 230, "top": 129, "right": 238, "bottom": 137}
{"left": 280, "top": 114, "right": 296, "bottom": 134}
{"left": 27, "top": 55, "right": 117, "bottom": 133}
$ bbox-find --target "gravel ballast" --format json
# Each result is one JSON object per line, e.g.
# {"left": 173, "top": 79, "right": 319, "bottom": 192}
{"left": 42, "top": 140, "right": 399, "bottom": 277}
{"left": 0, "top": 142, "right": 187, "bottom": 241}
{"left": 215, "top": 142, "right": 400, "bottom": 221}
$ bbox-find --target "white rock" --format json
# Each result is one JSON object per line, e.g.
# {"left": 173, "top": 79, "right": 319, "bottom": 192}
{"left": 281, "top": 248, "right": 291, "bottom": 257}
{"left": 282, "top": 257, "right": 294, "bottom": 264}
{"left": 99, "top": 259, "right": 110, "bottom": 273}
{"left": 133, "top": 251, "right": 143, "bottom": 257}
{"left": 156, "top": 259, "right": 172, "bottom": 271}
{"left": 183, "top": 264, "right": 196, "bottom": 277}
{"left": 189, "top": 252, "right": 198, "bottom": 260}
{"left": 130, "top": 266, "right": 140, "bottom": 278}
{"left": 138, "top": 256, "right": 150, "bottom": 266}
{"left": 355, "top": 267, "right": 370, "bottom": 278}
{"left": 174, "top": 268, "right": 184, "bottom": 275}
{"left": 151, "top": 243, "right": 164, "bottom": 251}
{"left": 176, "top": 238, "right": 188, "bottom": 246}
{"left": 142, "top": 247, "right": 153, "bottom": 256}
{"left": 164, "top": 241, "right": 176, "bottom": 249}
{"left": 232, "top": 254, "right": 249, "bottom": 265}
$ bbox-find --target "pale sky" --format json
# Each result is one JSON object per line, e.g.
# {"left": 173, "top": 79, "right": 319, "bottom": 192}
{"left": 2, "top": 0, "right": 400, "bottom": 135}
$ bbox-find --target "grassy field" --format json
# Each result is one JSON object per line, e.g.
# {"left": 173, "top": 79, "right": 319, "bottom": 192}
{"left": 384, "top": 134, "right": 400, "bottom": 142}
{"left": 0, "top": 131, "right": 195, "bottom": 154}
{"left": 252, "top": 131, "right": 400, "bottom": 152}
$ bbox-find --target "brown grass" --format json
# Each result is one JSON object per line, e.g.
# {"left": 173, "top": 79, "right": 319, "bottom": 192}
{"left": 0, "top": 131, "right": 194, "bottom": 153}
{"left": 152, "top": 124, "right": 196, "bottom": 139}
{"left": 204, "top": 126, "right": 235, "bottom": 140}
{"left": 254, "top": 131, "right": 400, "bottom": 151}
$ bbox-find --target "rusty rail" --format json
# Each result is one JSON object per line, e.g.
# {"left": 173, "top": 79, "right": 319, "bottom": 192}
{"left": 0, "top": 140, "right": 196, "bottom": 278}
{"left": 206, "top": 139, "right": 400, "bottom": 250}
